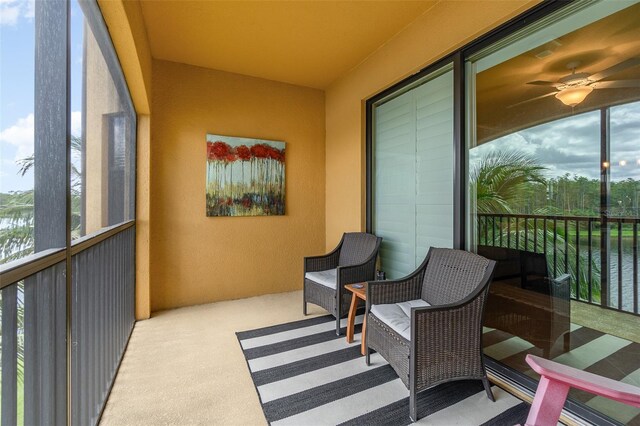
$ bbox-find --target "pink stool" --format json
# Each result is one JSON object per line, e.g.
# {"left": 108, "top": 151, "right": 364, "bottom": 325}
{"left": 525, "top": 354, "right": 640, "bottom": 426}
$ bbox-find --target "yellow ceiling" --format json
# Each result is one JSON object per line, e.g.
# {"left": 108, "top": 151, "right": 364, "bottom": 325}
{"left": 139, "top": 1, "right": 436, "bottom": 89}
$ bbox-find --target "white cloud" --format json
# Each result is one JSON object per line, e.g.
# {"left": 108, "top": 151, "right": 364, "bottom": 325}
{"left": 24, "top": 0, "right": 33, "bottom": 19}
{"left": 0, "top": 0, "right": 34, "bottom": 26}
{"left": 0, "top": 3, "right": 20, "bottom": 25}
{"left": 71, "top": 111, "right": 82, "bottom": 137}
{"left": 0, "top": 111, "right": 82, "bottom": 161}
{"left": 0, "top": 113, "right": 33, "bottom": 160}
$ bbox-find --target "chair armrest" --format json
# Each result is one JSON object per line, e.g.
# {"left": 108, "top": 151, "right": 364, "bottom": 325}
{"left": 411, "top": 293, "right": 487, "bottom": 358}
{"left": 338, "top": 263, "right": 371, "bottom": 285}
{"left": 552, "top": 273, "right": 571, "bottom": 285}
{"left": 411, "top": 275, "right": 492, "bottom": 341}
{"left": 525, "top": 354, "right": 640, "bottom": 408}
{"left": 367, "top": 273, "right": 423, "bottom": 306}
{"left": 549, "top": 273, "right": 571, "bottom": 300}
{"left": 304, "top": 251, "right": 339, "bottom": 273}
{"left": 304, "top": 236, "right": 344, "bottom": 273}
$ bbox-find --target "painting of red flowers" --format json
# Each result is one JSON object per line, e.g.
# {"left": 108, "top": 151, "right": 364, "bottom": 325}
{"left": 206, "top": 134, "right": 285, "bottom": 216}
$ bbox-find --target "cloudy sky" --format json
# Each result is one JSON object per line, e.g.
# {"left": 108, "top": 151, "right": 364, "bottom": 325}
{"left": 1, "top": 0, "right": 83, "bottom": 192}
{"left": 471, "top": 101, "right": 640, "bottom": 182}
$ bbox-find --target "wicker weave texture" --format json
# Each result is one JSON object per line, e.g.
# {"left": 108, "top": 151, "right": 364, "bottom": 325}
{"left": 304, "top": 250, "right": 339, "bottom": 273}
{"left": 304, "top": 278, "right": 352, "bottom": 317}
{"left": 412, "top": 293, "right": 488, "bottom": 390}
{"left": 339, "top": 233, "right": 379, "bottom": 266}
{"left": 367, "top": 272, "right": 424, "bottom": 306}
{"left": 303, "top": 232, "right": 381, "bottom": 323}
{"left": 421, "top": 248, "right": 491, "bottom": 305}
{"left": 367, "top": 313, "right": 411, "bottom": 387}
{"left": 365, "top": 248, "right": 495, "bottom": 398}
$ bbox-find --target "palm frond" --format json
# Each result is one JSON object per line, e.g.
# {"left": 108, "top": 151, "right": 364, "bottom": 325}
{"left": 471, "top": 151, "right": 547, "bottom": 214}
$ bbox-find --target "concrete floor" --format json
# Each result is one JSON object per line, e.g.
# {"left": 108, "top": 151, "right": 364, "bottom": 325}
{"left": 100, "top": 290, "right": 638, "bottom": 425}
{"left": 100, "top": 291, "right": 325, "bottom": 425}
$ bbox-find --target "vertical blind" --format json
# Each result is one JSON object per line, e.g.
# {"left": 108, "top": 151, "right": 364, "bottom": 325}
{"left": 373, "top": 68, "right": 454, "bottom": 278}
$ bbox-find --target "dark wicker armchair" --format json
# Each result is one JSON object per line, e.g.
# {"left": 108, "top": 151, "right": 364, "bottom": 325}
{"left": 304, "top": 232, "right": 382, "bottom": 335}
{"left": 365, "top": 247, "right": 496, "bottom": 422}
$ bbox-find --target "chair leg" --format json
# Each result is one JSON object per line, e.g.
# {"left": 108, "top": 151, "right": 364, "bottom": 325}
{"left": 482, "top": 377, "right": 495, "bottom": 402}
{"left": 526, "top": 375, "right": 569, "bottom": 426}
{"left": 563, "top": 332, "right": 571, "bottom": 353}
{"left": 409, "top": 388, "right": 418, "bottom": 422}
{"left": 365, "top": 346, "right": 370, "bottom": 366}
{"left": 303, "top": 301, "right": 307, "bottom": 316}
{"left": 336, "top": 317, "right": 341, "bottom": 336}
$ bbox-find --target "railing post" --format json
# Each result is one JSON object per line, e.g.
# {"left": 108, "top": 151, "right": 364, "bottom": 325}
{"left": 1, "top": 285, "right": 18, "bottom": 426}
{"left": 600, "top": 107, "right": 610, "bottom": 308}
{"left": 618, "top": 221, "right": 623, "bottom": 310}
{"left": 588, "top": 218, "right": 593, "bottom": 303}
{"left": 575, "top": 220, "right": 580, "bottom": 300}
{"left": 633, "top": 221, "right": 638, "bottom": 314}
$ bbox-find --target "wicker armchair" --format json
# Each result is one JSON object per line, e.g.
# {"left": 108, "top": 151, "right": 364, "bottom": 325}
{"left": 365, "top": 248, "right": 496, "bottom": 422}
{"left": 304, "top": 232, "right": 381, "bottom": 335}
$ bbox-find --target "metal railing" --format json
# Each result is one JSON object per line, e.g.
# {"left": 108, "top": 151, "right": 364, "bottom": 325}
{"left": 0, "top": 222, "right": 135, "bottom": 426}
{"left": 71, "top": 224, "right": 135, "bottom": 425}
{"left": 477, "top": 213, "right": 639, "bottom": 315}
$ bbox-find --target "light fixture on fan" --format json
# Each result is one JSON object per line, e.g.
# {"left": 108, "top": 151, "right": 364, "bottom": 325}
{"left": 508, "top": 58, "right": 640, "bottom": 109}
{"left": 555, "top": 85, "right": 594, "bottom": 106}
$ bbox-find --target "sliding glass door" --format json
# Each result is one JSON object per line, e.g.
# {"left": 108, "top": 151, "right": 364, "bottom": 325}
{"left": 367, "top": 1, "right": 639, "bottom": 423}
{"left": 466, "top": 1, "right": 640, "bottom": 423}
{"left": 372, "top": 66, "right": 454, "bottom": 279}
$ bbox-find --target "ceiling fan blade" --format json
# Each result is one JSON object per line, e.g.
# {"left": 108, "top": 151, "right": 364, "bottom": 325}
{"left": 507, "top": 91, "right": 558, "bottom": 108}
{"left": 590, "top": 58, "right": 640, "bottom": 82}
{"left": 527, "top": 80, "right": 560, "bottom": 87}
{"left": 593, "top": 79, "right": 640, "bottom": 89}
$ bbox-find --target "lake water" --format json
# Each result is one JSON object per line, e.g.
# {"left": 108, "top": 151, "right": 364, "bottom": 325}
{"left": 593, "top": 238, "right": 638, "bottom": 313}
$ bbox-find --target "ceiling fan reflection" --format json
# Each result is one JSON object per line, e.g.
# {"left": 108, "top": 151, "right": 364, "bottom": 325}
{"left": 508, "top": 58, "right": 640, "bottom": 108}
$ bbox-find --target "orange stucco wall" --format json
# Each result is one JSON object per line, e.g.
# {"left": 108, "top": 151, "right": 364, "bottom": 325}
{"left": 100, "top": 0, "right": 543, "bottom": 315}
{"left": 324, "top": 0, "right": 539, "bottom": 251}
{"left": 150, "top": 60, "right": 325, "bottom": 311}
{"left": 99, "top": 0, "right": 153, "bottom": 319}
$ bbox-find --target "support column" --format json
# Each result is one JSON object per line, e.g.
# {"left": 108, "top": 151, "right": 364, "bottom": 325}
{"left": 26, "top": 1, "right": 69, "bottom": 424}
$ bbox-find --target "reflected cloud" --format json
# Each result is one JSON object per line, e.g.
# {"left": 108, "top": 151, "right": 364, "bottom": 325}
{"left": 473, "top": 101, "right": 640, "bottom": 181}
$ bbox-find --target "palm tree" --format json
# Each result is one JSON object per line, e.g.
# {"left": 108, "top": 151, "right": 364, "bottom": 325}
{"left": 0, "top": 190, "right": 35, "bottom": 262}
{"left": 471, "top": 150, "right": 600, "bottom": 301}
{"left": 0, "top": 136, "right": 83, "bottom": 264}
{"left": 470, "top": 151, "right": 547, "bottom": 214}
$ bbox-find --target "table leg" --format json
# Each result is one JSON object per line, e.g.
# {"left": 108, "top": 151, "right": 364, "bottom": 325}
{"left": 360, "top": 309, "right": 367, "bottom": 356}
{"left": 346, "top": 294, "right": 358, "bottom": 343}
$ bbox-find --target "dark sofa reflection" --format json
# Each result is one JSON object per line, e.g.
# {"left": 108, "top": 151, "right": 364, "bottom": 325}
{"left": 479, "top": 245, "right": 571, "bottom": 358}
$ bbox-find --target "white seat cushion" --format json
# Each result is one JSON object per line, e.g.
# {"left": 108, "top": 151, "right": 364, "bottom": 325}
{"left": 305, "top": 269, "right": 337, "bottom": 289}
{"left": 397, "top": 298, "right": 430, "bottom": 317}
{"left": 370, "top": 299, "right": 431, "bottom": 341}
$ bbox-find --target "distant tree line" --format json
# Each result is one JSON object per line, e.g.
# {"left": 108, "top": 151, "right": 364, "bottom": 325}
{"left": 498, "top": 174, "right": 640, "bottom": 218}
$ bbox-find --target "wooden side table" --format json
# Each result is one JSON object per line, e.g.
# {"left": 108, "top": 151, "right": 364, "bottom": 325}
{"left": 345, "top": 282, "right": 367, "bottom": 356}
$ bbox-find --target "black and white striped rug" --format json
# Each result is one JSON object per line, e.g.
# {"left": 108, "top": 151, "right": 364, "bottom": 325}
{"left": 236, "top": 314, "right": 531, "bottom": 425}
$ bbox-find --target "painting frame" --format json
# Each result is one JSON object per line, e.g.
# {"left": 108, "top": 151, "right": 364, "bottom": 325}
{"left": 206, "top": 134, "right": 286, "bottom": 217}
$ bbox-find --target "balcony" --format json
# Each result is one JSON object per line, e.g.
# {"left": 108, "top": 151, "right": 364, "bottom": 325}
{"left": 2, "top": 0, "right": 639, "bottom": 425}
